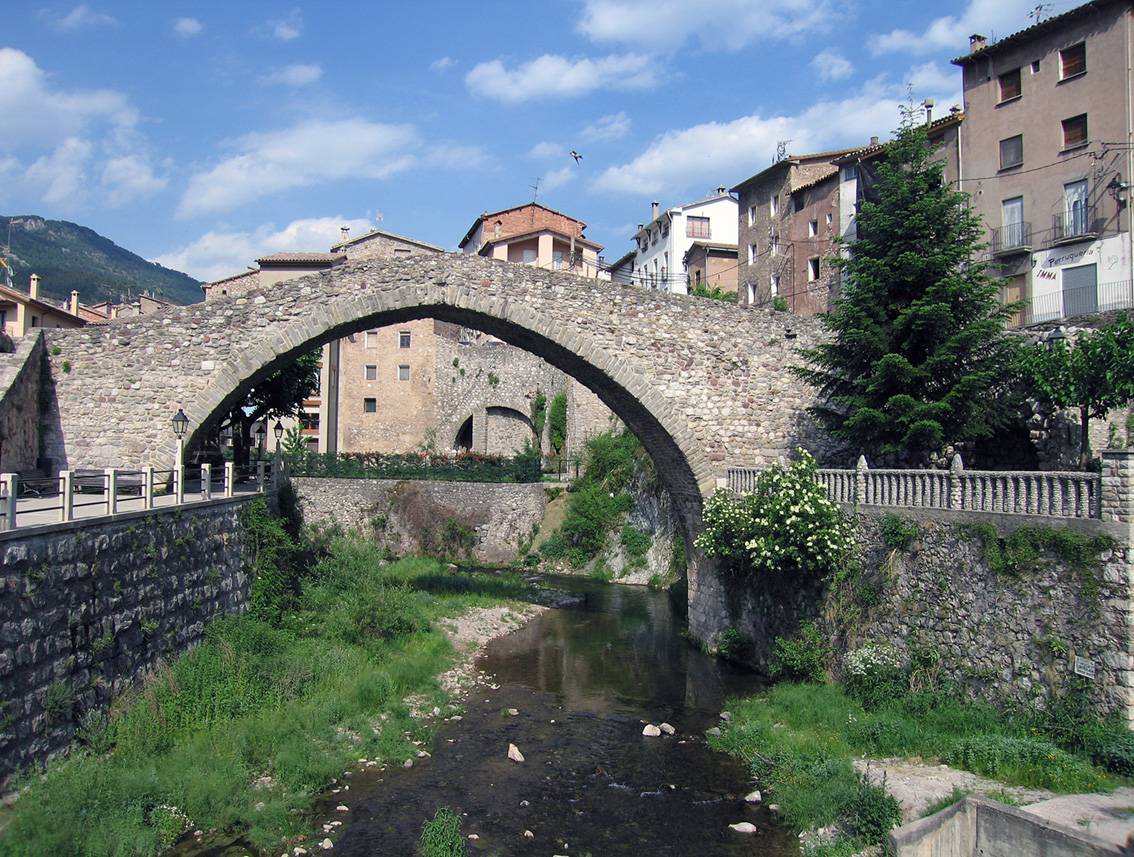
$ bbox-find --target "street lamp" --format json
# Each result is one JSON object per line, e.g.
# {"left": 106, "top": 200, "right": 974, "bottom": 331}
{"left": 273, "top": 420, "right": 284, "bottom": 452}
{"left": 171, "top": 408, "right": 189, "bottom": 464}
{"left": 256, "top": 423, "right": 266, "bottom": 459}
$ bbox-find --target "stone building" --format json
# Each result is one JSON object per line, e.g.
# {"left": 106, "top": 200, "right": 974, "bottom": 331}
{"left": 458, "top": 203, "right": 604, "bottom": 278}
{"left": 952, "top": 0, "right": 1134, "bottom": 326}
{"left": 0, "top": 274, "right": 90, "bottom": 339}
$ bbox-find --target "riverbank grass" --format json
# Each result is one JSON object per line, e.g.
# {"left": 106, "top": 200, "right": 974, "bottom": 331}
{"left": 0, "top": 533, "right": 537, "bottom": 857}
{"left": 709, "top": 682, "right": 1128, "bottom": 853}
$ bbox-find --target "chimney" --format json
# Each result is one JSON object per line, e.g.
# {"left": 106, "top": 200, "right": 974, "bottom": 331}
{"left": 924, "top": 98, "right": 934, "bottom": 124}
{"left": 340, "top": 226, "right": 350, "bottom": 243}
{"left": 969, "top": 34, "right": 987, "bottom": 53}
{"left": 870, "top": 136, "right": 880, "bottom": 146}
{"left": 638, "top": 223, "right": 644, "bottom": 232}
{"left": 717, "top": 186, "right": 727, "bottom": 196}
{"left": 70, "top": 290, "right": 79, "bottom": 315}
{"left": 652, "top": 201, "right": 659, "bottom": 220}
{"left": 29, "top": 274, "right": 40, "bottom": 301}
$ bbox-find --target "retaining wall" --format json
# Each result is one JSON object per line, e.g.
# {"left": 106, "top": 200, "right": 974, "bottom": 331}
{"left": 294, "top": 478, "right": 546, "bottom": 565}
{"left": 0, "top": 332, "right": 46, "bottom": 473}
{"left": 0, "top": 497, "right": 256, "bottom": 783}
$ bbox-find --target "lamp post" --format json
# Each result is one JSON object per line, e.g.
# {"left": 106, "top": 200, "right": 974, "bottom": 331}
{"left": 256, "top": 423, "right": 266, "bottom": 459}
{"left": 274, "top": 421, "right": 284, "bottom": 453}
{"left": 171, "top": 408, "right": 189, "bottom": 503}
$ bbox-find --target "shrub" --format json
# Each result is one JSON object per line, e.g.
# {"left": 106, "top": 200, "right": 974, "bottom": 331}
{"left": 945, "top": 735, "right": 1111, "bottom": 791}
{"left": 696, "top": 451, "right": 856, "bottom": 585}
{"left": 844, "top": 771, "right": 902, "bottom": 845}
{"left": 420, "top": 806, "right": 465, "bottom": 857}
{"left": 620, "top": 524, "right": 652, "bottom": 557}
{"left": 879, "top": 513, "right": 918, "bottom": 550}
{"left": 548, "top": 393, "right": 568, "bottom": 454}
{"left": 843, "top": 644, "right": 907, "bottom": 710}
{"left": 770, "top": 622, "right": 828, "bottom": 682}
{"left": 716, "top": 628, "right": 753, "bottom": 662}
{"left": 1096, "top": 732, "right": 1134, "bottom": 778}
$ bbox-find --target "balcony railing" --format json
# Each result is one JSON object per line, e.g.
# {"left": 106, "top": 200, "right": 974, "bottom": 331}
{"left": 990, "top": 221, "right": 1032, "bottom": 254}
{"left": 1022, "top": 279, "right": 1134, "bottom": 325}
{"left": 1051, "top": 205, "right": 1097, "bottom": 244}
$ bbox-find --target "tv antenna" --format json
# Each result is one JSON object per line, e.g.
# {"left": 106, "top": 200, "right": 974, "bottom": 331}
{"left": 1030, "top": 4, "right": 1047, "bottom": 23}
{"left": 775, "top": 140, "right": 792, "bottom": 163}
{"left": 529, "top": 176, "right": 542, "bottom": 202}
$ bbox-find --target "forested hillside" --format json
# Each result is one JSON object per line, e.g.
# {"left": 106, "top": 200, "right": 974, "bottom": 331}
{"left": 0, "top": 215, "right": 200, "bottom": 307}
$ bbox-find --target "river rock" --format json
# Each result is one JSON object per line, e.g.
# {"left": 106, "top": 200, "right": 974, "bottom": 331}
{"left": 321, "top": 838, "right": 334, "bottom": 850}
{"left": 508, "top": 743, "right": 525, "bottom": 762}
{"left": 745, "top": 790, "right": 762, "bottom": 803}
{"left": 642, "top": 724, "right": 662, "bottom": 737}
{"left": 720, "top": 711, "right": 732, "bottom": 722}
{"left": 403, "top": 758, "right": 414, "bottom": 768}
{"left": 335, "top": 805, "right": 349, "bottom": 812}
{"left": 524, "top": 830, "right": 534, "bottom": 839}
{"left": 729, "top": 823, "right": 758, "bottom": 835}
{"left": 507, "top": 708, "right": 519, "bottom": 716}
{"left": 706, "top": 727, "right": 722, "bottom": 737}
{"left": 659, "top": 723, "right": 675, "bottom": 735}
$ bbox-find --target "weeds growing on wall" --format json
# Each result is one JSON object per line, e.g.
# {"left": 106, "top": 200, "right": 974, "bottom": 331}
{"left": 0, "top": 534, "right": 540, "bottom": 857}
{"left": 961, "top": 522, "right": 1114, "bottom": 590}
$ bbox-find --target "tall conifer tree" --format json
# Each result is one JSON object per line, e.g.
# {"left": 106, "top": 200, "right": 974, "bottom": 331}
{"left": 795, "top": 117, "right": 1021, "bottom": 463}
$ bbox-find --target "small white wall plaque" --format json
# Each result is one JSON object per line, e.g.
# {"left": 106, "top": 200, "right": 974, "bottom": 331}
{"left": 1073, "top": 656, "right": 1096, "bottom": 679}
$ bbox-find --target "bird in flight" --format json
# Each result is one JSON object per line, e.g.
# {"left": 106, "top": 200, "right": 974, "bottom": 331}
{"left": 570, "top": 151, "right": 582, "bottom": 162}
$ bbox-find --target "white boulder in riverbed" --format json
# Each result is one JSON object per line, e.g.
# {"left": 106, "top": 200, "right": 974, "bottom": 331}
{"left": 508, "top": 743, "right": 525, "bottom": 762}
{"left": 729, "top": 822, "right": 758, "bottom": 835}
{"left": 642, "top": 724, "right": 662, "bottom": 737}
{"left": 745, "top": 790, "right": 762, "bottom": 803}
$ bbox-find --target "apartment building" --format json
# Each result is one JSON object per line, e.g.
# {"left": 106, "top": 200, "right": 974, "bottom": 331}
{"left": 459, "top": 203, "right": 604, "bottom": 278}
{"left": 952, "top": 0, "right": 1134, "bottom": 325}
{"left": 625, "top": 190, "right": 738, "bottom": 293}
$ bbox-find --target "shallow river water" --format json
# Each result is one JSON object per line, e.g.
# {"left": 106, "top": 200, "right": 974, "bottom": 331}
{"left": 325, "top": 576, "right": 800, "bottom": 857}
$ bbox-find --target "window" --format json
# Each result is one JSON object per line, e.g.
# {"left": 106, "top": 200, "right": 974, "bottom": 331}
{"left": 770, "top": 239, "right": 782, "bottom": 257}
{"left": 1001, "top": 197, "right": 1025, "bottom": 249}
{"left": 842, "top": 165, "right": 858, "bottom": 181}
{"left": 748, "top": 244, "right": 758, "bottom": 265}
{"left": 770, "top": 274, "right": 780, "bottom": 296}
{"left": 1065, "top": 180, "right": 1090, "bottom": 236}
{"left": 398, "top": 365, "right": 410, "bottom": 381}
{"left": 793, "top": 194, "right": 806, "bottom": 213}
{"left": 748, "top": 205, "right": 758, "bottom": 226}
{"left": 364, "top": 398, "right": 377, "bottom": 413}
{"left": 770, "top": 195, "right": 778, "bottom": 216}
{"left": 394, "top": 248, "right": 411, "bottom": 257}
{"left": 399, "top": 330, "right": 411, "bottom": 348}
{"left": 1062, "top": 114, "right": 1088, "bottom": 149}
{"left": 364, "top": 364, "right": 377, "bottom": 381}
{"left": 999, "top": 135, "right": 1023, "bottom": 169}
{"left": 364, "top": 330, "right": 379, "bottom": 347}
{"left": 808, "top": 220, "right": 818, "bottom": 237}
{"left": 998, "top": 67, "right": 1021, "bottom": 101}
{"left": 522, "top": 248, "right": 537, "bottom": 265}
{"left": 1060, "top": 42, "right": 1086, "bottom": 79}
{"left": 30, "top": 316, "right": 38, "bottom": 327}
{"left": 686, "top": 216, "right": 710, "bottom": 239}
{"left": 808, "top": 257, "right": 821, "bottom": 281}
{"left": 552, "top": 250, "right": 563, "bottom": 270}
{"left": 300, "top": 412, "right": 320, "bottom": 433}
{"left": 1031, "top": 60, "right": 1041, "bottom": 74}
{"left": 825, "top": 213, "right": 833, "bottom": 225}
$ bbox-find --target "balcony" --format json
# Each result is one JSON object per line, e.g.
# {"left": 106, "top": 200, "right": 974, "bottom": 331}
{"left": 1051, "top": 205, "right": 1097, "bottom": 245}
{"left": 990, "top": 221, "right": 1031, "bottom": 255}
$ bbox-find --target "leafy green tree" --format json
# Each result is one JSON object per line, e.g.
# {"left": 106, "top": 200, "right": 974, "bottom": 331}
{"left": 1020, "top": 314, "right": 1134, "bottom": 469}
{"left": 223, "top": 350, "right": 320, "bottom": 467}
{"left": 548, "top": 392, "right": 568, "bottom": 455}
{"left": 794, "top": 119, "right": 1021, "bottom": 463}
{"left": 689, "top": 282, "right": 738, "bottom": 302}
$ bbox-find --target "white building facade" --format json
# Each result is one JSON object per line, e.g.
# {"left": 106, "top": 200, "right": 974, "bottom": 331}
{"left": 629, "top": 189, "right": 738, "bottom": 293}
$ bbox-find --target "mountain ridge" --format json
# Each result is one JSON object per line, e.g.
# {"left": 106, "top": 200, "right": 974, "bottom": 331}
{"left": 1, "top": 215, "right": 201, "bottom": 308}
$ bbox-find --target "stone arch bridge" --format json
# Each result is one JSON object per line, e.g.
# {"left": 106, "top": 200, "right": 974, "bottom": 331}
{"left": 42, "top": 252, "right": 830, "bottom": 581}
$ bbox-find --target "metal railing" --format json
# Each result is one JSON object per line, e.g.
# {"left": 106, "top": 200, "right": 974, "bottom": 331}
{"left": 0, "top": 462, "right": 280, "bottom": 531}
{"left": 990, "top": 221, "right": 1032, "bottom": 254}
{"left": 1022, "top": 279, "right": 1133, "bottom": 325}
{"left": 1051, "top": 205, "right": 1097, "bottom": 244}
{"left": 728, "top": 455, "right": 1101, "bottom": 520}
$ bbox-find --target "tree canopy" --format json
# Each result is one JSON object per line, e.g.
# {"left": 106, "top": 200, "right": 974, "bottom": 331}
{"left": 1021, "top": 314, "right": 1134, "bottom": 469}
{"left": 794, "top": 119, "right": 1021, "bottom": 463}
{"left": 222, "top": 350, "right": 320, "bottom": 465}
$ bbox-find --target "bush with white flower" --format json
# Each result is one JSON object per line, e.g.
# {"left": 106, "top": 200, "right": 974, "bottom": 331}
{"left": 695, "top": 450, "right": 856, "bottom": 583}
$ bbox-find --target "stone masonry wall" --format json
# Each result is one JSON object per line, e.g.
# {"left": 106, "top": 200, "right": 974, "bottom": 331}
{"left": 692, "top": 507, "right": 1133, "bottom": 724}
{"left": 294, "top": 478, "right": 546, "bottom": 566}
{"left": 0, "top": 498, "right": 255, "bottom": 784}
{"left": 0, "top": 332, "right": 45, "bottom": 473}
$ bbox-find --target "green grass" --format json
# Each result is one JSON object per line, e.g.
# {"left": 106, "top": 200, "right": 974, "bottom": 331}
{"left": 708, "top": 681, "right": 1127, "bottom": 852}
{"left": 0, "top": 535, "right": 539, "bottom": 857}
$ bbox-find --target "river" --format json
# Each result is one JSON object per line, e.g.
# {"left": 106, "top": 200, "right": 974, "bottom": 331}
{"left": 321, "top": 576, "right": 799, "bottom": 857}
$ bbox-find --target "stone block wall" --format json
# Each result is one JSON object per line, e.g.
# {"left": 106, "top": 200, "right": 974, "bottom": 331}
{"left": 0, "top": 498, "right": 254, "bottom": 784}
{"left": 693, "top": 505, "right": 1133, "bottom": 724}
{"left": 294, "top": 478, "right": 546, "bottom": 566}
{"left": 0, "top": 332, "right": 45, "bottom": 473}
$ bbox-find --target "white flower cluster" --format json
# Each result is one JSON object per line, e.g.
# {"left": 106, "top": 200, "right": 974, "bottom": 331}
{"left": 843, "top": 644, "right": 904, "bottom": 678}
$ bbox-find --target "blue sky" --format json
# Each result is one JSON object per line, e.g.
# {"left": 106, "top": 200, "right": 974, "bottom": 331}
{"left": 0, "top": 0, "right": 1069, "bottom": 286}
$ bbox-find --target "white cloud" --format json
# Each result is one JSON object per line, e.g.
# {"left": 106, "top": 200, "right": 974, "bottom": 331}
{"left": 26, "top": 137, "right": 92, "bottom": 205}
{"left": 528, "top": 141, "right": 567, "bottom": 160}
{"left": 812, "top": 48, "right": 854, "bottom": 81}
{"left": 540, "top": 166, "right": 575, "bottom": 192}
{"left": 430, "top": 57, "right": 456, "bottom": 72}
{"left": 870, "top": 0, "right": 1036, "bottom": 55}
{"left": 268, "top": 9, "right": 303, "bottom": 40}
{"left": 153, "top": 216, "right": 375, "bottom": 283}
{"left": 173, "top": 17, "right": 203, "bottom": 38}
{"left": 580, "top": 112, "right": 631, "bottom": 142}
{"left": 177, "top": 118, "right": 420, "bottom": 218}
{"left": 590, "top": 80, "right": 919, "bottom": 197}
{"left": 262, "top": 63, "right": 323, "bottom": 86}
{"left": 48, "top": 5, "right": 117, "bottom": 31}
{"left": 101, "top": 155, "right": 167, "bottom": 206}
{"left": 578, "top": 0, "right": 845, "bottom": 52}
{"left": 466, "top": 53, "right": 659, "bottom": 102}
{"left": 0, "top": 48, "right": 138, "bottom": 149}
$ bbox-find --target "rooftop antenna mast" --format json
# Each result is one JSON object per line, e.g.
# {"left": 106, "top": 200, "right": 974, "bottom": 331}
{"left": 529, "top": 176, "right": 542, "bottom": 203}
{"left": 1030, "top": 4, "right": 1047, "bottom": 23}
{"left": 775, "top": 140, "right": 792, "bottom": 163}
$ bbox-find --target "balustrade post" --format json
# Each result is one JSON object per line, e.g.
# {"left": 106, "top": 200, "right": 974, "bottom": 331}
{"left": 142, "top": 466, "right": 154, "bottom": 509}
{"left": 256, "top": 460, "right": 266, "bottom": 491}
{"left": 855, "top": 455, "right": 868, "bottom": 505}
{"left": 60, "top": 470, "right": 74, "bottom": 522}
{"left": 949, "top": 454, "right": 963, "bottom": 510}
{"left": 224, "top": 462, "right": 235, "bottom": 498}
{"left": 201, "top": 464, "right": 212, "bottom": 500}
{"left": 105, "top": 468, "right": 118, "bottom": 516}
{"left": 0, "top": 474, "right": 15, "bottom": 531}
{"left": 175, "top": 464, "right": 185, "bottom": 505}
